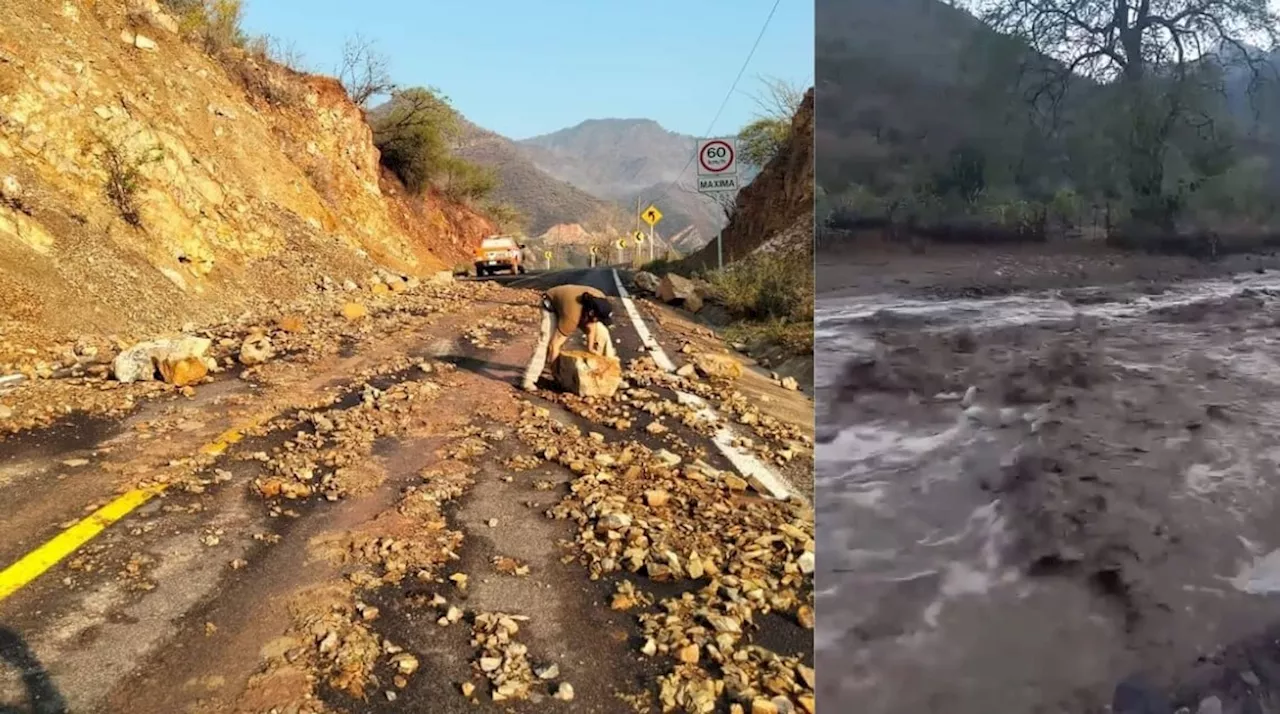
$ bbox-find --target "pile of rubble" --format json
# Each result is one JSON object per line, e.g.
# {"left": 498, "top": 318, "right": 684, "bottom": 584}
{"left": 467, "top": 612, "right": 573, "bottom": 703}
{"left": 509, "top": 396, "right": 815, "bottom": 713}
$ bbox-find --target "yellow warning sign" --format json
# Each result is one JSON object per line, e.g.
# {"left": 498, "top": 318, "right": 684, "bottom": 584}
{"left": 640, "top": 205, "right": 662, "bottom": 227}
{"left": 617, "top": 238, "right": 627, "bottom": 249}
{"left": 633, "top": 230, "right": 646, "bottom": 244}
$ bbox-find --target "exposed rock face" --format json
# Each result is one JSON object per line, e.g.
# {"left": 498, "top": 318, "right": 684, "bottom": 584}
{"left": 555, "top": 350, "right": 622, "bottom": 398}
{"left": 684, "top": 88, "right": 814, "bottom": 269}
{"left": 0, "top": 1, "right": 493, "bottom": 361}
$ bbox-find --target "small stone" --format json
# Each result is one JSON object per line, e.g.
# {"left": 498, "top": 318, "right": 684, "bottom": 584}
{"left": 653, "top": 449, "right": 681, "bottom": 467}
{"left": 536, "top": 664, "right": 559, "bottom": 680}
{"left": 781, "top": 376, "right": 799, "bottom": 391}
{"left": 752, "top": 699, "right": 779, "bottom": 714}
{"left": 554, "top": 682, "right": 574, "bottom": 701}
{"left": 1197, "top": 696, "right": 1223, "bottom": 714}
{"left": 61, "top": 458, "right": 89, "bottom": 467}
{"left": 724, "top": 475, "right": 748, "bottom": 491}
{"left": 644, "top": 489, "right": 670, "bottom": 508}
{"left": 391, "top": 653, "right": 419, "bottom": 675}
{"left": 676, "top": 363, "right": 696, "bottom": 378}
{"left": 239, "top": 334, "right": 273, "bottom": 366}
{"left": 341, "top": 302, "right": 368, "bottom": 321}
{"left": 460, "top": 681, "right": 476, "bottom": 697}
{"left": 479, "top": 657, "right": 502, "bottom": 672}
{"left": 598, "top": 512, "right": 632, "bottom": 530}
{"left": 487, "top": 518, "right": 498, "bottom": 527}
{"left": 798, "top": 551, "right": 815, "bottom": 574}
{"left": 676, "top": 644, "right": 699, "bottom": 664}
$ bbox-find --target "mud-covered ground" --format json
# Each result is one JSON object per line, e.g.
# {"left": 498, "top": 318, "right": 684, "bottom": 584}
{"left": 817, "top": 252, "right": 1280, "bottom": 714}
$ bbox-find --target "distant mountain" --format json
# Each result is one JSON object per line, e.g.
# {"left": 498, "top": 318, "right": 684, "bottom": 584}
{"left": 453, "top": 120, "right": 630, "bottom": 236}
{"left": 517, "top": 118, "right": 755, "bottom": 251}
{"left": 518, "top": 119, "right": 696, "bottom": 198}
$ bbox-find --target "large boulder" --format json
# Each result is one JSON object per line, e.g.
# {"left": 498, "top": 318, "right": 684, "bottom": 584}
{"left": 158, "top": 356, "right": 208, "bottom": 386}
{"left": 693, "top": 353, "right": 743, "bottom": 381}
{"left": 556, "top": 351, "right": 622, "bottom": 398}
{"left": 112, "top": 336, "right": 212, "bottom": 383}
{"left": 632, "top": 271, "right": 661, "bottom": 295}
{"left": 658, "top": 274, "right": 703, "bottom": 312}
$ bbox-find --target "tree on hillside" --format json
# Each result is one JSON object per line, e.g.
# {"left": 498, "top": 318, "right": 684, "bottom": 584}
{"left": 371, "top": 87, "right": 459, "bottom": 193}
{"left": 738, "top": 76, "right": 805, "bottom": 169}
{"left": 339, "top": 34, "right": 396, "bottom": 109}
{"left": 966, "top": 0, "right": 1280, "bottom": 230}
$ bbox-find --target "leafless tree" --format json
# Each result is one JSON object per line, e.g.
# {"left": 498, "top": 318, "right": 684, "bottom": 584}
{"left": 338, "top": 34, "right": 395, "bottom": 108}
{"left": 749, "top": 75, "right": 805, "bottom": 120}
{"left": 961, "top": 0, "right": 1280, "bottom": 229}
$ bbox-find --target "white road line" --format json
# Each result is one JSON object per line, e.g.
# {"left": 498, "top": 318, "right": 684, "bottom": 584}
{"left": 611, "top": 270, "right": 798, "bottom": 502}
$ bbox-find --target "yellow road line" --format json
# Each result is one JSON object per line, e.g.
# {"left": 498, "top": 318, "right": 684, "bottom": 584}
{"left": 0, "top": 413, "right": 270, "bottom": 604}
{"left": 0, "top": 484, "right": 166, "bottom": 601}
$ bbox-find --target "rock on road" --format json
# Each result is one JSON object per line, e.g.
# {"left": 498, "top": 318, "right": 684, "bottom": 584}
{"left": 0, "top": 268, "right": 814, "bottom": 714}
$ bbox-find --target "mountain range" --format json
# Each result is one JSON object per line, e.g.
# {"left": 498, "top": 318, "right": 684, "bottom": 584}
{"left": 455, "top": 117, "right": 746, "bottom": 254}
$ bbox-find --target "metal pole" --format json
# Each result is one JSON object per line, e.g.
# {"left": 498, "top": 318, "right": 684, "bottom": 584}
{"left": 649, "top": 224, "right": 655, "bottom": 262}
{"left": 717, "top": 230, "right": 723, "bottom": 271}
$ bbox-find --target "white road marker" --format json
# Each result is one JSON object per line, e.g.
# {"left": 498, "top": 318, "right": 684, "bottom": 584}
{"left": 611, "top": 269, "right": 797, "bottom": 501}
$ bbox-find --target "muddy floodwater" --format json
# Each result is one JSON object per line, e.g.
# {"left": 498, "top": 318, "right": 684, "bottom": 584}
{"left": 817, "top": 270, "right": 1280, "bottom": 714}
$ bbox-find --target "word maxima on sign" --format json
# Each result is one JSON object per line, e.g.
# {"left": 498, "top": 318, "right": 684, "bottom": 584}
{"left": 698, "top": 175, "right": 738, "bottom": 193}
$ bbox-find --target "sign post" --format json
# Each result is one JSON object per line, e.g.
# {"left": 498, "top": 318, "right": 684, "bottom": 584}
{"left": 632, "top": 230, "right": 646, "bottom": 265}
{"left": 640, "top": 205, "right": 662, "bottom": 265}
{"left": 696, "top": 138, "right": 738, "bottom": 271}
{"left": 616, "top": 238, "right": 626, "bottom": 265}
{"left": 589, "top": 245, "right": 597, "bottom": 268}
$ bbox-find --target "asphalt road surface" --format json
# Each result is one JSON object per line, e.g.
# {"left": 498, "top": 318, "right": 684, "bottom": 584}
{"left": 0, "top": 268, "right": 813, "bottom": 714}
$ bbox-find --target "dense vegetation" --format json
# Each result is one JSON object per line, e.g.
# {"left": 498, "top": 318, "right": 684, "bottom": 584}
{"left": 817, "top": 0, "right": 1280, "bottom": 253}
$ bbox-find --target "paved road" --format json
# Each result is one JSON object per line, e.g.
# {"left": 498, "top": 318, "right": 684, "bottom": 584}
{"left": 0, "top": 269, "right": 813, "bottom": 714}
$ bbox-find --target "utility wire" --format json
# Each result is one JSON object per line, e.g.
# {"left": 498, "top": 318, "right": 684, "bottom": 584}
{"left": 644, "top": 0, "right": 783, "bottom": 209}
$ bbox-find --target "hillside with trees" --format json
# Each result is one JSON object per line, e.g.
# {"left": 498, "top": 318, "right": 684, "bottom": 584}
{"left": 817, "top": 0, "right": 1280, "bottom": 252}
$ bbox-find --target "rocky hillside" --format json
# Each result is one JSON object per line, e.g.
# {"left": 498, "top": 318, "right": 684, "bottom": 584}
{"left": 518, "top": 119, "right": 726, "bottom": 250}
{"left": 454, "top": 120, "right": 630, "bottom": 236}
{"left": 684, "top": 88, "right": 814, "bottom": 269}
{"left": 518, "top": 119, "right": 695, "bottom": 198}
{"left": 0, "top": 0, "right": 494, "bottom": 361}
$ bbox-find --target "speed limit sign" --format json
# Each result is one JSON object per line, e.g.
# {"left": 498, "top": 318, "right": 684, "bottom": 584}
{"left": 697, "top": 138, "right": 737, "bottom": 176}
{"left": 697, "top": 137, "right": 738, "bottom": 194}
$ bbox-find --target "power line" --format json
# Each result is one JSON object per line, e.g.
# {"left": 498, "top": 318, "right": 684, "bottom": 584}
{"left": 645, "top": 0, "right": 783, "bottom": 209}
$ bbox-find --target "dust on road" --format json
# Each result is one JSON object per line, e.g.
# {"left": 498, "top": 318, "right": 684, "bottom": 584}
{"left": 818, "top": 267, "right": 1280, "bottom": 714}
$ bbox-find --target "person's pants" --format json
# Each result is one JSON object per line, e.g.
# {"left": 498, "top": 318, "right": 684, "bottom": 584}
{"left": 522, "top": 298, "right": 562, "bottom": 391}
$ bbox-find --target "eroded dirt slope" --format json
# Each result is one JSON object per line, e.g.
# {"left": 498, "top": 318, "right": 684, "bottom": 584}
{"left": 0, "top": 0, "right": 493, "bottom": 365}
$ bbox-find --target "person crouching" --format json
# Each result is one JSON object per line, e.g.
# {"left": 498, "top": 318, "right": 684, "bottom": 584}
{"left": 522, "top": 284, "right": 616, "bottom": 391}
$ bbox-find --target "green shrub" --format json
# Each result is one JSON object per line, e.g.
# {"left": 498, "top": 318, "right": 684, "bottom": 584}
{"left": 482, "top": 201, "right": 527, "bottom": 234}
{"left": 371, "top": 87, "right": 458, "bottom": 194}
{"left": 706, "top": 250, "right": 814, "bottom": 324}
{"left": 165, "top": 0, "right": 246, "bottom": 54}
{"left": 100, "top": 138, "right": 163, "bottom": 226}
{"left": 440, "top": 157, "right": 496, "bottom": 202}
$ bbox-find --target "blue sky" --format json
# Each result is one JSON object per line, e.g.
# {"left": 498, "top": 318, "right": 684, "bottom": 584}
{"left": 241, "top": 0, "right": 814, "bottom": 140}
